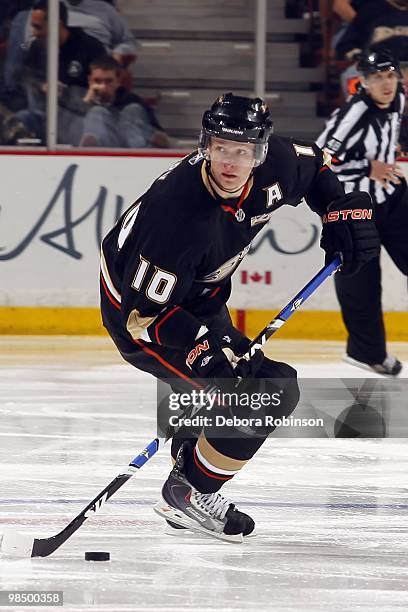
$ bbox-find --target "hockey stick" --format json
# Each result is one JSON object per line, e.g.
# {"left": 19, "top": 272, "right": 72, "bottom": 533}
{"left": 0, "top": 254, "right": 342, "bottom": 558}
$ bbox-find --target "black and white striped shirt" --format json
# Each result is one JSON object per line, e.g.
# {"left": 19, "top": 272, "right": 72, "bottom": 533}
{"left": 316, "top": 87, "right": 405, "bottom": 204}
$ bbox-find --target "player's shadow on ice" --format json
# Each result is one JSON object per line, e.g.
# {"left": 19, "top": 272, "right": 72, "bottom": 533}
{"left": 334, "top": 403, "right": 386, "bottom": 438}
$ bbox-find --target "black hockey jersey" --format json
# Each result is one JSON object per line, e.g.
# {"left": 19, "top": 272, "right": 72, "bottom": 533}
{"left": 100, "top": 136, "right": 344, "bottom": 350}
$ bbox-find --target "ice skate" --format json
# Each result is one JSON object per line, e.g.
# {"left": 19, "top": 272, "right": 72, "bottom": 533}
{"left": 164, "top": 517, "right": 257, "bottom": 539}
{"left": 154, "top": 443, "right": 255, "bottom": 543}
{"left": 344, "top": 353, "right": 402, "bottom": 376}
{"left": 164, "top": 520, "right": 196, "bottom": 537}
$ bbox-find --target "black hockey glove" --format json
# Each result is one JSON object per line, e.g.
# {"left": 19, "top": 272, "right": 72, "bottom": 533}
{"left": 185, "top": 331, "right": 264, "bottom": 383}
{"left": 320, "top": 192, "right": 380, "bottom": 275}
{"left": 232, "top": 337, "right": 265, "bottom": 379}
{"left": 185, "top": 331, "right": 236, "bottom": 381}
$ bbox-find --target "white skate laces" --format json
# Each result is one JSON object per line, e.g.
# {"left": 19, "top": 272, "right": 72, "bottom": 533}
{"left": 194, "top": 491, "right": 232, "bottom": 521}
{"left": 155, "top": 441, "right": 256, "bottom": 541}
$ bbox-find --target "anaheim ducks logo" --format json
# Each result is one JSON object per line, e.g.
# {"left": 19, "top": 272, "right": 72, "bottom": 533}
{"left": 199, "top": 244, "right": 251, "bottom": 283}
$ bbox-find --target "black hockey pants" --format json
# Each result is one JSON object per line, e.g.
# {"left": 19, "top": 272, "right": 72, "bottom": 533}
{"left": 100, "top": 293, "right": 299, "bottom": 469}
{"left": 335, "top": 182, "right": 408, "bottom": 364}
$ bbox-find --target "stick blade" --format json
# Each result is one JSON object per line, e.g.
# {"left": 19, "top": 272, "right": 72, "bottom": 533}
{"left": 0, "top": 530, "right": 35, "bottom": 558}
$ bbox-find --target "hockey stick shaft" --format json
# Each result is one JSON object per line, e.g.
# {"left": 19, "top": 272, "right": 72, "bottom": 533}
{"left": 28, "top": 255, "right": 341, "bottom": 557}
{"left": 243, "top": 254, "right": 342, "bottom": 359}
{"left": 30, "top": 438, "right": 163, "bottom": 557}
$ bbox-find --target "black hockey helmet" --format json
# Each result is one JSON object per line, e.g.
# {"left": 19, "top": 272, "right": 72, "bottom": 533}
{"left": 357, "top": 49, "right": 402, "bottom": 79}
{"left": 198, "top": 93, "right": 274, "bottom": 166}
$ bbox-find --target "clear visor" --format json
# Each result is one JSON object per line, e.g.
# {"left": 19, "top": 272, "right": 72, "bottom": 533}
{"left": 198, "top": 133, "right": 268, "bottom": 167}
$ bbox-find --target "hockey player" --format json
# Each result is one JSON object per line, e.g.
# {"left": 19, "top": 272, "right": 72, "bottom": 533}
{"left": 100, "top": 93, "right": 379, "bottom": 541}
{"left": 317, "top": 50, "right": 407, "bottom": 375}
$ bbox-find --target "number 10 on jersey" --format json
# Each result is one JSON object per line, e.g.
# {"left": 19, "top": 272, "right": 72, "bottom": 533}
{"left": 132, "top": 255, "right": 177, "bottom": 305}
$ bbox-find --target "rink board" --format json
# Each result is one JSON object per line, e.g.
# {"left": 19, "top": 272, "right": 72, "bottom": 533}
{"left": 0, "top": 150, "right": 406, "bottom": 337}
{"left": 0, "top": 306, "right": 407, "bottom": 341}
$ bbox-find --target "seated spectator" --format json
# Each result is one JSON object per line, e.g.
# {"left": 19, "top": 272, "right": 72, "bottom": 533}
{"left": 3, "top": 0, "right": 137, "bottom": 108}
{"left": 63, "top": 0, "right": 137, "bottom": 67}
{"left": 77, "top": 56, "right": 169, "bottom": 148}
{"left": 16, "top": 0, "right": 107, "bottom": 144}
{"left": 25, "top": 0, "right": 106, "bottom": 88}
{"left": 64, "top": 0, "right": 137, "bottom": 91}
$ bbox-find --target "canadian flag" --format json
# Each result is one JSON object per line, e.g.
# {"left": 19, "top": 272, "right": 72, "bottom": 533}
{"left": 241, "top": 271, "right": 272, "bottom": 284}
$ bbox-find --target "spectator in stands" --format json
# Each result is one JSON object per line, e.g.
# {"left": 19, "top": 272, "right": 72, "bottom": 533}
{"left": 77, "top": 56, "right": 169, "bottom": 148}
{"left": 24, "top": 0, "right": 106, "bottom": 88}
{"left": 3, "top": 0, "right": 137, "bottom": 111}
{"left": 63, "top": 0, "right": 138, "bottom": 90}
{"left": 16, "top": 0, "right": 107, "bottom": 144}
{"left": 63, "top": 0, "right": 137, "bottom": 67}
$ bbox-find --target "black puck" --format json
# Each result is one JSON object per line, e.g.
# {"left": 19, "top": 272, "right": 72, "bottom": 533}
{"left": 85, "top": 551, "right": 110, "bottom": 561}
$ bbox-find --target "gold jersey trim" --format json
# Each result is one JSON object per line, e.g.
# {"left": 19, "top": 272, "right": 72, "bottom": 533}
{"left": 126, "top": 309, "right": 158, "bottom": 340}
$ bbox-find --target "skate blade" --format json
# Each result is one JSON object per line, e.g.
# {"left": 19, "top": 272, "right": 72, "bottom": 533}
{"left": 154, "top": 500, "right": 244, "bottom": 543}
{"left": 164, "top": 522, "right": 257, "bottom": 538}
{"left": 343, "top": 354, "right": 401, "bottom": 376}
{"left": 164, "top": 523, "right": 195, "bottom": 537}
{"left": 343, "top": 354, "right": 377, "bottom": 373}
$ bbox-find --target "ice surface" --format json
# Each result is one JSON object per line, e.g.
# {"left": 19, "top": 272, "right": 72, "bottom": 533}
{"left": 0, "top": 337, "right": 407, "bottom": 612}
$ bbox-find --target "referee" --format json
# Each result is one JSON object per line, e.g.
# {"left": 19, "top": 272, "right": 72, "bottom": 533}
{"left": 317, "top": 49, "right": 407, "bottom": 375}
